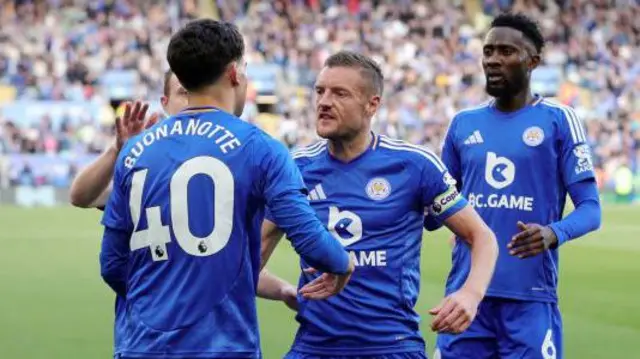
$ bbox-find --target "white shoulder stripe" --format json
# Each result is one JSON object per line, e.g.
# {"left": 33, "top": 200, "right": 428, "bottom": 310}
{"left": 291, "top": 141, "right": 324, "bottom": 156}
{"left": 291, "top": 141, "right": 327, "bottom": 158}
{"left": 378, "top": 137, "right": 445, "bottom": 172}
{"left": 292, "top": 145, "right": 326, "bottom": 159}
{"left": 542, "top": 100, "right": 586, "bottom": 144}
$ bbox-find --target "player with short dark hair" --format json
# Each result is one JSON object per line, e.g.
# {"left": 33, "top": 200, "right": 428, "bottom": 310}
{"left": 261, "top": 50, "right": 499, "bottom": 359}
{"left": 99, "top": 19, "right": 354, "bottom": 359}
{"left": 432, "top": 13, "right": 602, "bottom": 359}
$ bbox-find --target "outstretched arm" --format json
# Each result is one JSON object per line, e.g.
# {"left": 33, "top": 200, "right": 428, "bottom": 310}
{"left": 69, "top": 101, "right": 159, "bottom": 208}
{"left": 257, "top": 269, "right": 298, "bottom": 311}
{"left": 69, "top": 146, "right": 117, "bottom": 208}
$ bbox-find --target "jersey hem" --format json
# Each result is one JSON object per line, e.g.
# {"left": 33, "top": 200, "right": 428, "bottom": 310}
{"left": 119, "top": 351, "right": 260, "bottom": 358}
{"left": 483, "top": 289, "right": 557, "bottom": 303}
{"left": 291, "top": 342, "right": 425, "bottom": 355}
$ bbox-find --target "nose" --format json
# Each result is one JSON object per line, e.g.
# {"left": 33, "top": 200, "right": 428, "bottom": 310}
{"left": 483, "top": 52, "right": 501, "bottom": 68}
{"left": 316, "top": 92, "right": 332, "bottom": 110}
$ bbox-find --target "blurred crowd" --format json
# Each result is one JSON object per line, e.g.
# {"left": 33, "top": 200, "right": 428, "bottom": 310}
{"left": 1, "top": 0, "right": 639, "bottom": 199}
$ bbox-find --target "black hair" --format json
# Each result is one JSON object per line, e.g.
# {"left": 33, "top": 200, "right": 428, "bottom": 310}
{"left": 324, "top": 50, "right": 384, "bottom": 96}
{"left": 491, "top": 13, "right": 545, "bottom": 54}
{"left": 167, "top": 19, "right": 245, "bottom": 92}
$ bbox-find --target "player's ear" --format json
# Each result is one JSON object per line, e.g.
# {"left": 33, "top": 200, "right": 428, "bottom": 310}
{"left": 528, "top": 54, "right": 541, "bottom": 72}
{"left": 227, "top": 63, "right": 240, "bottom": 87}
{"left": 365, "top": 95, "right": 381, "bottom": 118}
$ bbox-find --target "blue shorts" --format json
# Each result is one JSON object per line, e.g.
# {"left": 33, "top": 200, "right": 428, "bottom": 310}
{"left": 435, "top": 297, "right": 562, "bottom": 359}
{"left": 284, "top": 350, "right": 427, "bottom": 359}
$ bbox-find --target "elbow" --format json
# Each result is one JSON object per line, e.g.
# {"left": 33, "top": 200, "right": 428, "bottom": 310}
{"left": 69, "top": 187, "right": 91, "bottom": 208}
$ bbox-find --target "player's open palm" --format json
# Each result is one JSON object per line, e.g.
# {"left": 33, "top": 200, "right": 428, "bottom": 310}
{"left": 429, "top": 289, "right": 480, "bottom": 334}
{"left": 298, "top": 255, "right": 356, "bottom": 300}
{"left": 114, "top": 101, "right": 160, "bottom": 151}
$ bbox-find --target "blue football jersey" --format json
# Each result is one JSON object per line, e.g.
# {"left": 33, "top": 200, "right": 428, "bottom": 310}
{"left": 101, "top": 107, "right": 325, "bottom": 358}
{"left": 440, "top": 96, "right": 596, "bottom": 302}
{"left": 285, "top": 134, "right": 467, "bottom": 356}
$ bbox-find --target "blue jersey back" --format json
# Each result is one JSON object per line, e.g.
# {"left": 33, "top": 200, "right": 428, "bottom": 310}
{"left": 288, "top": 135, "right": 466, "bottom": 356}
{"left": 441, "top": 96, "right": 596, "bottom": 302}
{"left": 102, "top": 108, "right": 305, "bottom": 358}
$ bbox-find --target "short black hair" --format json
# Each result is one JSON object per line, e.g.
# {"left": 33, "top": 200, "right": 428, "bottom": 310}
{"left": 491, "top": 13, "right": 545, "bottom": 54}
{"left": 167, "top": 19, "right": 244, "bottom": 92}
{"left": 324, "top": 51, "right": 384, "bottom": 96}
{"left": 162, "top": 69, "right": 173, "bottom": 97}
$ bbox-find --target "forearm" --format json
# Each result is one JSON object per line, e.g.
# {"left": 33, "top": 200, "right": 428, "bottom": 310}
{"left": 549, "top": 180, "right": 602, "bottom": 246}
{"left": 257, "top": 269, "right": 294, "bottom": 301}
{"left": 69, "top": 144, "right": 117, "bottom": 208}
{"left": 461, "top": 226, "right": 498, "bottom": 298}
{"left": 260, "top": 219, "right": 284, "bottom": 271}
{"left": 269, "top": 190, "right": 350, "bottom": 274}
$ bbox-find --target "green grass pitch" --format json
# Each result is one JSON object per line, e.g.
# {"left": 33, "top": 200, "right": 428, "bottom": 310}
{"left": 0, "top": 205, "right": 638, "bottom": 358}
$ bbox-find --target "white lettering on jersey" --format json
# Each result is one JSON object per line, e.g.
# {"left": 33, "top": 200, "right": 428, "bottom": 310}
{"left": 328, "top": 206, "right": 387, "bottom": 267}
{"left": 573, "top": 144, "right": 594, "bottom": 174}
{"left": 485, "top": 152, "right": 516, "bottom": 189}
{"left": 349, "top": 250, "right": 387, "bottom": 267}
{"left": 124, "top": 118, "right": 241, "bottom": 169}
{"left": 468, "top": 193, "right": 534, "bottom": 212}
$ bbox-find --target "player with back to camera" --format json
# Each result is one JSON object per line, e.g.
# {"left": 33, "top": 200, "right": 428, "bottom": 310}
{"left": 260, "top": 50, "right": 500, "bottom": 359}
{"left": 98, "top": 19, "right": 355, "bottom": 359}
{"left": 71, "top": 70, "right": 301, "bottom": 358}
{"left": 430, "top": 13, "right": 602, "bottom": 359}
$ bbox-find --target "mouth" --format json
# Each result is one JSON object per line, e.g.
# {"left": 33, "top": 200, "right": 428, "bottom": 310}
{"left": 318, "top": 113, "right": 336, "bottom": 121}
{"left": 486, "top": 72, "right": 505, "bottom": 84}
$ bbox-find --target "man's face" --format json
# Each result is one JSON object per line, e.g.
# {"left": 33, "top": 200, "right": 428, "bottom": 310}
{"left": 161, "top": 73, "right": 188, "bottom": 116}
{"left": 482, "top": 27, "right": 538, "bottom": 98}
{"left": 313, "top": 66, "right": 379, "bottom": 140}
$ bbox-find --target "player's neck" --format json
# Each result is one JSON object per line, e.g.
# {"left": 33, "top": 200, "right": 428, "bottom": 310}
{"left": 184, "top": 88, "right": 235, "bottom": 115}
{"left": 494, "top": 88, "right": 534, "bottom": 113}
{"left": 328, "top": 131, "right": 373, "bottom": 163}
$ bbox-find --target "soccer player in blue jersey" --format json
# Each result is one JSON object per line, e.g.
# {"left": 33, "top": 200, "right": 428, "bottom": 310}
{"left": 98, "top": 19, "right": 355, "bottom": 359}
{"left": 432, "top": 13, "right": 602, "bottom": 359}
{"left": 260, "top": 51, "right": 499, "bottom": 359}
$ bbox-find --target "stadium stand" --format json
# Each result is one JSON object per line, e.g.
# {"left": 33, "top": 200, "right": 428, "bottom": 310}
{"left": 0, "top": 0, "right": 639, "bottom": 203}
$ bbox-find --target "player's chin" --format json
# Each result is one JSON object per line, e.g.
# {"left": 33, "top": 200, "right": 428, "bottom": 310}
{"left": 485, "top": 84, "right": 510, "bottom": 98}
{"left": 316, "top": 122, "right": 339, "bottom": 139}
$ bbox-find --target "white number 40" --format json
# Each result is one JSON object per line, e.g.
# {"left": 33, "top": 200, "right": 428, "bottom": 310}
{"left": 128, "top": 156, "right": 235, "bottom": 261}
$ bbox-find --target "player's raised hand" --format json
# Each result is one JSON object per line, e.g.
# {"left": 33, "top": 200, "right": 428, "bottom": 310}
{"left": 429, "top": 289, "right": 480, "bottom": 334}
{"left": 508, "top": 221, "right": 558, "bottom": 259}
{"left": 114, "top": 101, "right": 151, "bottom": 151}
{"left": 298, "top": 255, "right": 356, "bottom": 300}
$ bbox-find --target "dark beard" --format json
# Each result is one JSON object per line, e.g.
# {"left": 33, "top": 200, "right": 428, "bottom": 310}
{"left": 485, "top": 72, "right": 528, "bottom": 99}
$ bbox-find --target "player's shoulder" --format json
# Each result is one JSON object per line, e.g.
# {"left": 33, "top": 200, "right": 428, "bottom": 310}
{"left": 377, "top": 135, "right": 446, "bottom": 173}
{"left": 450, "top": 100, "right": 495, "bottom": 124}
{"left": 536, "top": 97, "right": 580, "bottom": 122}
{"left": 290, "top": 140, "right": 328, "bottom": 166}
{"left": 536, "top": 98, "right": 586, "bottom": 142}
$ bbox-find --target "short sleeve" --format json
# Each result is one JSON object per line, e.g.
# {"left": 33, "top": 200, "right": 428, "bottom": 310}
{"left": 255, "top": 133, "right": 308, "bottom": 204}
{"left": 420, "top": 153, "right": 467, "bottom": 223}
{"left": 441, "top": 117, "right": 462, "bottom": 188}
{"left": 557, "top": 106, "right": 596, "bottom": 186}
{"left": 101, "top": 157, "right": 133, "bottom": 231}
